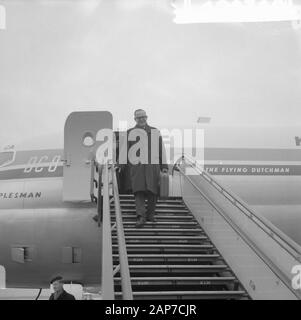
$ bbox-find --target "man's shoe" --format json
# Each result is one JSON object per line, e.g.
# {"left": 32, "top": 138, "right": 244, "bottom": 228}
{"left": 146, "top": 215, "right": 155, "bottom": 222}
{"left": 136, "top": 217, "right": 146, "bottom": 228}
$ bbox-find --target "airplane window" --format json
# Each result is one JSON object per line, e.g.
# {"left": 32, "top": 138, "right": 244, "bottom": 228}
{"left": 0, "top": 151, "right": 15, "bottom": 168}
{"left": 82, "top": 133, "right": 95, "bottom": 147}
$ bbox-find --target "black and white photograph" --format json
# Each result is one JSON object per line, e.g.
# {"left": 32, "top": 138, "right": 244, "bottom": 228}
{"left": 0, "top": 0, "right": 301, "bottom": 304}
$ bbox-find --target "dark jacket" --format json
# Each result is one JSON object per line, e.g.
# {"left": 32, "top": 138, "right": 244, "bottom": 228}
{"left": 120, "top": 124, "right": 168, "bottom": 195}
{"left": 49, "top": 290, "right": 76, "bottom": 300}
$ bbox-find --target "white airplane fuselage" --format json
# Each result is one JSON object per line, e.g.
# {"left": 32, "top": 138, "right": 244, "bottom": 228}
{"left": 0, "top": 124, "right": 300, "bottom": 288}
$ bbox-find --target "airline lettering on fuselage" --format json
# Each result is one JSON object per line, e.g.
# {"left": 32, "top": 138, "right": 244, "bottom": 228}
{"left": 24, "top": 155, "right": 61, "bottom": 173}
{"left": 0, "top": 192, "right": 42, "bottom": 199}
{"left": 205, "top": 165, "right": 292, "bottom": 175}
{"left": 295, "top": 136, "right": 301, "bottom": 146}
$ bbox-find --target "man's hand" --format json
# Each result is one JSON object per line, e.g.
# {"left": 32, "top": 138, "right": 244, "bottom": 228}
{"left": 115, "top": 164, "right": 122, "bottom": 173}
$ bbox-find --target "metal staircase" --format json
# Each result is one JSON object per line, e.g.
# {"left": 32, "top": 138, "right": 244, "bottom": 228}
{"left": 111, "top": 194, "right": 248, "bottom": 300}
{"left": 91, "top": 160, "right": 301, "bottom": 300}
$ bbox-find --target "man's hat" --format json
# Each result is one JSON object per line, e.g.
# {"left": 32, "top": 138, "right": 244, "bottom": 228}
{"left": 134, "top": 109, "right": 147, "bottom": 118}
{"left": 50, "top": 276, "right": 64, "bottom": 284}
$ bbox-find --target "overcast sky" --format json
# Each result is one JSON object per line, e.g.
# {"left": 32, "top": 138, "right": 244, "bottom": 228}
{"left": 0, "top": 0, "right": 301, "bottom": 147}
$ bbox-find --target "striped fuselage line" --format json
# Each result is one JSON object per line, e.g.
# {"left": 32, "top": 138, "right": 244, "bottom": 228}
{"left": 0, "top": 148, "right": 300, "bottom": 180}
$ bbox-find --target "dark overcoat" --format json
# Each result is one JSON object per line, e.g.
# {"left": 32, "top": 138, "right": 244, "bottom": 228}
{"left": 49, "top": 290, "right": 76, "bottom": 300}
{"left": 120, "top": 124, "right": 168, "bottom": 195}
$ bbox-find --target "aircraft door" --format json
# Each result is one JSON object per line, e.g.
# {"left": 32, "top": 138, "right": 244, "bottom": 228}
{"left": 63, "top": 111, "right": 113, "bottom": 201}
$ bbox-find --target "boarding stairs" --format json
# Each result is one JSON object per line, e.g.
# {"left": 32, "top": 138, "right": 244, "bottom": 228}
{"left": 111, "top": 194, "right": 248, "bottom": 300}
{"left": 89, "top": 158, "right": 301, "bottom": 300}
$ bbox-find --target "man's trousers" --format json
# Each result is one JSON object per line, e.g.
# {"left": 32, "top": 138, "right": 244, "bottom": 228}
{"left": 134, "top": 191, "right": 157, "bottom": 220}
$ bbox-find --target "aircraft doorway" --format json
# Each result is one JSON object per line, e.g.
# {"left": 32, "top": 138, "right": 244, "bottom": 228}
{"left": 0, "top": 265, "right": 6, "bottom": 289}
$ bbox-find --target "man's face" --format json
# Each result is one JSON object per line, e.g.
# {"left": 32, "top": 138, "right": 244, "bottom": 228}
{"left": 52, "top": 280, "right": 63, "bottom": 293}
{"left": 135, "top": 111, "right": 148, "bottom": 127}
{"left": 135, "top": 115, "right": 147, "bottom": 127}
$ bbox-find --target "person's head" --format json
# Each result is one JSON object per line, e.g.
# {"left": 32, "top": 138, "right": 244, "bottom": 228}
{"left": 51, "top": 276, "right": 64, "bottom": 293}
{"left": 134, "top": 109, "right": 148, "bottom": 127}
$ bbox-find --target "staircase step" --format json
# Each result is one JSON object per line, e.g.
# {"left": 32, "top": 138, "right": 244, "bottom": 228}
{"left": 113, "top": 254, "right": 221, "bottom": 264}
{"left": 118, "top": 200, "right": 186, "bottom": 204}
{"left": 121, "top": 221, "right": 198, "bottom": 228}
{"left": 119, "top": 195, "right": 182, "bottom": 200}
{"left": 112, "top": 235, "right": 208, "bottom": 244}
{"left": 112, "top": 212, "right": 193, "bottom": 217}
{"left": 117, "top": 204, "right": 188, "bottom": 209}
{"left": 113, "top": 235, "right": 206, "bottom": 240}
{"left": 115, "top": 264, "right": 229, "bottom": 276}
{"left": 115, "top": 290, "right": 246, "bottom": 300}
{"left": 111, "top": 215, "right": 195, "bottom": 222}
{"left": 112, "top": 244, "right": 215, "bottom": 254}
{"left": 113, "top": 208, "right": 190, "bottom": 214}
{"left": 114, "top": 276, "right": 237, "bottom": 287}
{"left": 114, "top": 228, "right": 204, "bottom": 236}
{"left": 119, "top": 201, "right": 185, "bottom": 206}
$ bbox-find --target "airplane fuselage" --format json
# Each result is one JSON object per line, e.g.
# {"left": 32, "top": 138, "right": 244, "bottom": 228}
{"left": 0, "top": 125, "right": 300, "bottom": 288}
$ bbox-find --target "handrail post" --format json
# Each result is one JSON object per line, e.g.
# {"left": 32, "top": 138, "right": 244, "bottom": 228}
{"left": 111, "top": 165, "right": 133, "bottom": 300}
{"left": 101, "top": 162, "right": 115, "bottom": 299}
{"left": 97, "top": 164, "right": 103, "bottom": 226}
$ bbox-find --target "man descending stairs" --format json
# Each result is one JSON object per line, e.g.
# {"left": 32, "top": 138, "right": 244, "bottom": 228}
{"left": 111, "top": 194, "right": 249, "bottom": 300}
